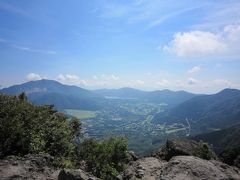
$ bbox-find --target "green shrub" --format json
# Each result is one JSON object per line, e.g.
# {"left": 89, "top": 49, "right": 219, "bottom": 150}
{"left": 0, "top": 93, "right": 81, "bottom": 163}
{"left": 193, "top": 141, "right": 218, "bottom": 160}
{"left": 78, "top": 136, "right": 130, "bottom": 179}
{"left": 0, "top": 93, "right": 130, "bottom": 177}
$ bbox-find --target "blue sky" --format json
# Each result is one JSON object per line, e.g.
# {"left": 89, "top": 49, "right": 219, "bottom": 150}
{"left": 0, "top": 0, "right": 240, "bottom": 93}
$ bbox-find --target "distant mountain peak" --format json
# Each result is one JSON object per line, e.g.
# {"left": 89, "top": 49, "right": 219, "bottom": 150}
{"left": 218, "top": 88, "right": 240, "bottom": 94}
{"left": 0, "top": 79, "right": 104, "bottom": 110}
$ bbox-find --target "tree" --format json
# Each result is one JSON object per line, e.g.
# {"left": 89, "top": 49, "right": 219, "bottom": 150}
{"left": 78, "top": 136, "right": 130, "bottom": 179}
{"left": 0, "top": 93, "right": 81, "bottom": 166}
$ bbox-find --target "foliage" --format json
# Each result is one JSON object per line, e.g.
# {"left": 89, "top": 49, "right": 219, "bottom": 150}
{"left": 220, "top": 147, "right": 240, "bottom": 166}
{"left": 0, "top": 93, "right": 130, "bottom": 178}
{"left": 77, "top": 136, "right": 130, "bottom": 179}
{"left": 0, "top": 93, "right": 81, "bottom": 167}
{"left": 193, "top": 141, "right": 218, "bottom": 160}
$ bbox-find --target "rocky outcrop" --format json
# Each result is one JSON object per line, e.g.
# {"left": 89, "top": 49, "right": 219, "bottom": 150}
{"left": 160, "top": 156, "right": 240, "bottom": 180}
{"left": 0, "top": 154, "right": 99, "bottom": 180}
{"left": 127, "top": 151, "right": 139, "bottom": 161}
{"left": 153, "top": 139, "right": 202, "bottom": 160}
{"left": 234, "top": 155, "right": 240, "bottom": 168}
{"left": 118, "top": 157, "right": 165, "bottom": 179}
{"left": 58, "top": 169, "right": 100, "bottom": 180}
{"left": 1, "top": 139, "right": 239, "bottom": 180}
{"left": 119, "top": 156, "right": 240, "bottom": 180}
{"left": 0, "top": 154, "right": 59, "bottom": 180}
{"left": 120, "top": 139, "right": 239, "bottom": 179}
{"left": 153, "top": 139, "right": 217, "bottom": 161}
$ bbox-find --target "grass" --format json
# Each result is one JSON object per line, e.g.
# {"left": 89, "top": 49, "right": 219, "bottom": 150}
{"left": 65, "top": 109, "right": 96, "bottom": 119}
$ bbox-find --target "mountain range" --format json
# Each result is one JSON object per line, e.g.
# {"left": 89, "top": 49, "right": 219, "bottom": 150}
{"left": 192, "top": 123, "right": 240, "bottom": 154}
{"left": 94, "top": 88, "right": 196, "bottom": 107}
{"left": 192, "top": 124, "right": 240, "bottom": 166}
{"left": 0, "top": 79, "right": 197, "bottom": 110}
{"left": 153, "top": 88, "right": 240, "bottom": 135}
{"left": 1, "top": 80, "right": 240, "bottom": 136}
{"left": 0, "top": 79, "right": 105, "bottom": 110}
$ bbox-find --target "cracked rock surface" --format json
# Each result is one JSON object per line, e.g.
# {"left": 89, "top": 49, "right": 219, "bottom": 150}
{"left": 119, "top": 156, "right": 240, "bottom": 180}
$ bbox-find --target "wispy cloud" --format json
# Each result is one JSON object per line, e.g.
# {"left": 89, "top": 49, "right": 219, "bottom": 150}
{"left": 0, "top": 38, "right": 6, "bottom": 42}
{"left": 188, "top": 77, "right": 200, "bottom": 85}
{"left": 13, "top": 45, "right": 56, "bottom": 55}
{"left": 99, "top": 3, "right": 130, "bottom": 18}
{"left": 57, "top": 74, "right": 88, "bottom": 86}
{"left": 188, "top": 66, "right": 202, "bottom": 74}
{"left": 57, "top": 73, "right": 121, "bottom": 87}
{"left": 0, "top": 2, "right": 31, "bottom": 18}
{"left": 26, "top": 73, "right": 42, "bottom": 81}
{"left": 192, "top": 1, "right": 240, "bottom": 30}
{"left": 0, "top": 38, "right": 56, "bottom": 55}
{"left": 146, "top": 5, "right": 205, "bottom": 30}
{"left": 97, "top": 0, "right": 208, "bottom": 30}
{"left": 156, "top": 79, "right": 171, "bottom": 87}
{"left": 214, "top": 79, "right": 231, "bottom": 86}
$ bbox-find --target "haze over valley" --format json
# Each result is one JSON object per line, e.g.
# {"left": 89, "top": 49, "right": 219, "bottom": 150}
{"left": 1, "top": 79, "right": 240, "bottom": 155}
{"left": 1, "top": 1, "right": 240, "bottom": 179}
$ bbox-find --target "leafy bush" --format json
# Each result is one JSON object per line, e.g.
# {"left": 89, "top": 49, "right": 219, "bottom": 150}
{"left": 0, "top": 93, "right": 81, "bottom": 167}
{"left": 78, "top": 136, "right": 130, "bottom": 179}
{"left": 0, "top": 93, "right": 130, "bottom": 178}
{"left": 220, "top": 147, "right": 240, "bottom": 166}
{"left": 193, "top": 141, "right": 218, "bottom": 160}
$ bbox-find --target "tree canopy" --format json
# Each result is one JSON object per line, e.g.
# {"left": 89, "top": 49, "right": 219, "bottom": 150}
{"left": 0, "top": 93, "right": 129, "bottom": 179}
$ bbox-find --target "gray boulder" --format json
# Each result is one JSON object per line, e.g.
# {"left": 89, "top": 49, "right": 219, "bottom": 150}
{"left": 0, "top": 154, "right": 59, "bottom": 180}
{"left": 120, "top": 156, "right": 240, "bottom": 180}
{"left": 234, "top": 155, "right": 240, "bottom": 168}
{"left": 153, "top": 139, "right": 217, "bottom": 161}
{"left": 160, "top": 156, "right": 240, "bottom": 180}
{"left": 119, "top": 157, "right": 166, "bottom": 179}
{"left": 58, "top": 169, "right": 99, "bottom": 180}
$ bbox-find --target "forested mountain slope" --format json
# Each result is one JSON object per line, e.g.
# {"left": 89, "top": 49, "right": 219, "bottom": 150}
{"left": 153, "top": 89, "right": 240, "bottom": 134}
{"left": 0, "top": 79, "right": 105, "bottom": 110}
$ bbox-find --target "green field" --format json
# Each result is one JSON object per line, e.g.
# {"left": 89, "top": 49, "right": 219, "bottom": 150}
{"left": 65, "top": 109, "right": 96, "bottom": 119}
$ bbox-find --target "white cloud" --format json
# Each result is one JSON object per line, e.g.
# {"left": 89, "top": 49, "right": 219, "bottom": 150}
{"left": 100, "top": 74, "right": 120, "bottom": 81}
{"left": 92, "top": 75, "right": 98, "bottom": 80}
{"left": 214, "top": 79, "right": 231, "bottom": 86}
{"left": 106, "top": 75, "right": 119, "bottom": 81}
{"left": 13, "top": 45, "right": 56, "bottom": 55}
{"left": 65, "top": 74, "right": 80, "bottom": 82}
{"left": 163, "top": 23, "right": 240, "bottom": 59}
{"left": 175, "top": 80, "right": 185, "bottom": 88}
{"left": 163, "top": 31, "right": 226, "bottom": 57}
{"left": 156, "top": 79, "right": 171, "bottom": 87}
{"left": 188, "top": 66, "right": 201, "bottom": 74}
{"left": 188, "top": 77, "right": 200, "bottom": 85}
{"left": 56, "top": 74, "right": 88, "bottom": 86}
{"left": 56, "top": 74, "right": 120, "bottom": 87}
{"left": 224, "top": 24, "right": 240, "bottom": 42}
{"left": 26, "top": 73, "right": 42, "bottom": 81}
{"left": 57, "top": 74, "right": 66, "bottom": 81}
{"left": 135, "top": 80, "right": 145, "bottom": 86}
{"left": 146, "top": 5, "right": 203, "bottom": 29}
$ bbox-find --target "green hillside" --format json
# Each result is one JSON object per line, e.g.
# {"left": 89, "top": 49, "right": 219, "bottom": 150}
{"left": 153, "top": 89, "right": 240, "bottom": 135}
{"left": 0, "top": 79, "right": 106, "bottom": 110}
